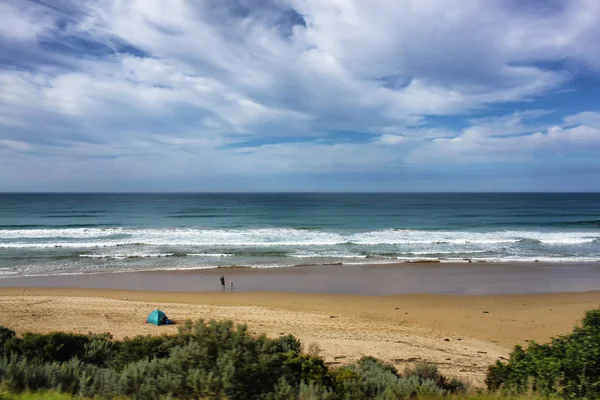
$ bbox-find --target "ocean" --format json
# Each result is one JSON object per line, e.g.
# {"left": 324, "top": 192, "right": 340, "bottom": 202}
{"left": 0, "top": 193, "right": 599, "bottom": 278}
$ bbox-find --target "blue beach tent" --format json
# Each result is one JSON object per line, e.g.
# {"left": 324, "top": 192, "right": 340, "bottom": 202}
{"left": 146, "top": 309, "right": 167, "bottom": 326}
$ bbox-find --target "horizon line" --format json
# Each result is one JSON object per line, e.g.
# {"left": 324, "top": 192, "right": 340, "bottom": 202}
{"left": 1, "top": 191, "right": 599, "bottom": 195}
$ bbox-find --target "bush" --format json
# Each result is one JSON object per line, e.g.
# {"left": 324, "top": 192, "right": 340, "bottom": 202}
{"left": 82, "top": 334, "right": 117, "bottom": 367}
{"left": 0, "top": 328, "right": 15, "bottom": 348}
{"left": 0, "top": 390, "right": 85, "bottom": 400}
{"left": 111, "top": 335, "right": 172, "bottom": 370}
{"left": 282, "top": 352, "right": 331, "bottom": 388}
{"left": 486, "top": 308, "right": 600, "bottom": 399}
{"left": 2, "top": 332, "right": 91, "bottom": 364}
{"left": 405, "top": 362, "right": 466, "bottom": 393}
{"left": 0, "top": 320, "right": 468, "bottom": 399}
{"left": 277, "top": 334, "right": 302, "bottom": 354}
{"left": 348, "top": 356, "right": 401, "bottom": 398}
{"left": 328, "top": 357, "right": 460, "bottom": 399}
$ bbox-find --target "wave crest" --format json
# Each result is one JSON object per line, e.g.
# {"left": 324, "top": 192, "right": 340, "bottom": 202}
{"left": 0, "top": 227, "right": 598, "bottom": 248}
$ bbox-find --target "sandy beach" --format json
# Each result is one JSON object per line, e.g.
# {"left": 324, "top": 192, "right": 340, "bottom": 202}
{"left": 1, "top": 282, "right": 599, "bottom": 386}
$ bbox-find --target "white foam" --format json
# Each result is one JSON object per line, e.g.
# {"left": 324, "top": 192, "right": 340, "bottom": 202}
{"left": 0, "top": 228, "right": 128, "bottom": 239}
{"left": 290, "top": 253, "right": 368, "bottom": 259}
{"left": 477, "top": 256, "right": 600, "bottom": 263}
{"left": 395, "top": 257, "right": 472, "bottom": 263}
{"left": 400, "top": 249, "right": 491, "bottom": 255}
{"left": 187, "top": 253, "right": 233, "bottom": 257}
{"left": 0, "top": 227, "right": 598, "bottom": 248}
{"left": 79, "top": 253, "right": 175, "bottom": 259}
{"left": 79, "top": 252, "right": 233, "bottom": 259}
{"left": 0, "top": 268, "right": 17, "bottom": 276}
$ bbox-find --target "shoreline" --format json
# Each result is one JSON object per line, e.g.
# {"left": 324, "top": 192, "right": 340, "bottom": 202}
{"left": 2, "top": 262, "right": 600, "bottom": 295}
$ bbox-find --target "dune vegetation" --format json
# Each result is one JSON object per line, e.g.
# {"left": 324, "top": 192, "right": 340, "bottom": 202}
{"left": 0, "top": 309, "right": 598, "bottom": 399}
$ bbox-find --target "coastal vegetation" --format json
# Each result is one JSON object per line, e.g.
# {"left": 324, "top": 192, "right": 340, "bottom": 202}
{"left": 486, "top": 308, "right": 600, "bottom": 398}
{"left": 0, "top": 309, "right": 598, "bottom": 399}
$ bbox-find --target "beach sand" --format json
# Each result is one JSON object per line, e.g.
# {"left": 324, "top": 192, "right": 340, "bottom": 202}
{"left": 3, "top": 262, "right": 600, "bottom": 295}
{"left": 1, "top": 286, "right": 599, "bottom": 386}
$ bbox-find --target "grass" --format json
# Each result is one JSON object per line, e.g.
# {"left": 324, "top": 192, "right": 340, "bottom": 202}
{"left": 0, "top": 388, "right": 563, "bottom": 400}
{"left": 0, "top": 390, "right": 85, "bottom": 400}
{"left": 0, "top": 390, "right": 563, "bottom": 400}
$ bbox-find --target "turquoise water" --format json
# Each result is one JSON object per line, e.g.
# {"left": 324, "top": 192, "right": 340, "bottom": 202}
{"left": 0, "top": 193, "right": 599, "bottom": 277}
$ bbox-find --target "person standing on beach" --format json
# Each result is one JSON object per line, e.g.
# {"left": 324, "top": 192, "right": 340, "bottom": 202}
{"left": 230, "top": 281, "right": 234, "bottom": 292}
{"left": 220, "top": 275, "right": 225, "bottom": 291}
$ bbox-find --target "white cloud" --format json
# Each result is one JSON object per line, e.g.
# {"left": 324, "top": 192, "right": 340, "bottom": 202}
{"left": 406, "top": 111, "right": 600, "bottom": 164}
{"left": 0, "top": 139, "right": 31, "bottom": 152}
{"left": 2, "top": 0, "right": 598, "bottom": 135}
{"left": 376, "top": 134, "right": 407, "bottom": 145}
{"left": 56, "top": 0, "right": 589, "bottom": 124}
{"left": 0, "top": 2, "right": 50, "bottom": 40}
{"left": 460, "top": 109, "right": 555, "bottom": 138}
{"left": 563, "top": 111, "right": 600, "bottom": 128}
{"left": 1, "top": 0, "right": 600, "bottom": 190}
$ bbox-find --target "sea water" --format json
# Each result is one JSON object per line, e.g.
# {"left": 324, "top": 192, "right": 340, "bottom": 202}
{"left": 0, "top": 193, "right": 599, "bottom": 277}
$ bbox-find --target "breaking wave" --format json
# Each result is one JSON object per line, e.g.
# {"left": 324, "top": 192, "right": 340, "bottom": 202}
{"left": 1, "top": 227, "right": 598, "bottom": 248}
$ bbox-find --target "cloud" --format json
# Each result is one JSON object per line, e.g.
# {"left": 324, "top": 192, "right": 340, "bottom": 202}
{"left": 0, "top": 139, "right": 31, "bottom": 152}
{"left": 0, "top": 1, "right": 51, "bottom": 40}
{"left": 376, "top": 134, "right": 407, "bottom": 145}
{"left": 406, "top": 111, "right": 600, "bottom": 164}
{"left": 563, "top": 111, "right": 600, "bottom": 128}
{"left": 464, "top": 110, "right": 555, "bottom": 137}
{"left": 1, "top": 0, "right": 600, "bottom": 190}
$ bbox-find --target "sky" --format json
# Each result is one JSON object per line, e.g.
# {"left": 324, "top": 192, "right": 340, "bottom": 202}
{"left": 1, "top": 0, "right": 600, "bottom": 192}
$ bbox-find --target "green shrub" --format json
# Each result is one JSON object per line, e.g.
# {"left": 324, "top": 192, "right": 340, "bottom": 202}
{"left": 0, "top": 320, "right": 468, "bottom": 400}
{"left": 277, "top": 334, "right": 303, "bottom": 354}
{"left": 282, "top": 352, "right": 331, "bottom": 388}
{"left": 486, "top": 308, "right": 600, "bottom": 399}
{"left": 405, "top": 362, "right": 466, "bottom": 393}
{"left": 0, "top": 328, "right": 15, "bottom": 348}
{"left": 111, "top": 335, "right": 171, "bottom": 370}
{"left": 2, "top": 332, "right": 91, "bottom": 364}
{"left": 82, "top": 334, "right": 117, "bottom": 367}
{"left": 348, "top": 356, "right": 401, "bottom": 398}
{"left": 331, "top": 357, "right": 456, "bottom": 399}
{"left": 0, "top": 390, "right": 86, "bottom": 399}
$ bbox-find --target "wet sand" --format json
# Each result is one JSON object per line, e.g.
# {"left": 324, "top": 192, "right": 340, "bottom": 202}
{"left": 1, "top": 262, "right": 600, "bottom": 295}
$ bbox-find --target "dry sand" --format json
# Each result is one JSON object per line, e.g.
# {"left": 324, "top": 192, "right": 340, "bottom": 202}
{"left": 1, "top": 288, "right": 599, "bottom": 386}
